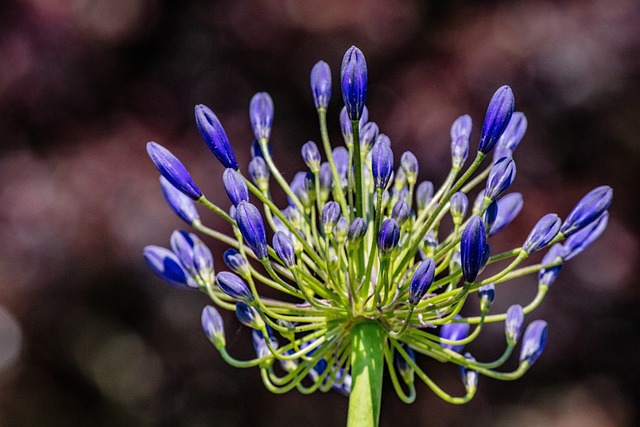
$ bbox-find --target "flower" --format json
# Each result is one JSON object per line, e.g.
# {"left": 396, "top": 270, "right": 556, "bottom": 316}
{"left": 145, "top": 46, "right": 611, "bottom": 411}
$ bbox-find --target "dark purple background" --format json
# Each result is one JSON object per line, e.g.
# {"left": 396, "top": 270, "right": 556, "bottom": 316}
{"left": 0, "top": 0, "right": 639, "bottom": 426}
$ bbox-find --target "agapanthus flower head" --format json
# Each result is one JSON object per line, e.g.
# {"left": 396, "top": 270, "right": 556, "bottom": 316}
{"left": 195, "top": 104, "right": 238, "bottom": 170}
{"left": 145, "top": 46, "right": 611, "bottom": 417}
{"left": 479, "top": 85, "right": 515, "bottom": 154}
{"left": 147, "top": 142, "right": 202, "bottom": 200}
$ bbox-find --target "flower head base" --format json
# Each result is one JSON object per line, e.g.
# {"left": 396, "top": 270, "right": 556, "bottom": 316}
{"left": 145, "top": 46, "right": 611, "bottom": 410}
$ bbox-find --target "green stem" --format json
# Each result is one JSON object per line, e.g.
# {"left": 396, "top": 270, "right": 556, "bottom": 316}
{"left": 347, "top": 321, "right": 385, "bottom": 427}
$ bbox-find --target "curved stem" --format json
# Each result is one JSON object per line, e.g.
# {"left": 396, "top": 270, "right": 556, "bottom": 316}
{"left": 347, "top": 321, "right": 385, "bottom": 427}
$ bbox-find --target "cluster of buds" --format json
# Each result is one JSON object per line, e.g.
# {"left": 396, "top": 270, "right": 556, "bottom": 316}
{"left": 144, "top": 46, "right": 612, "bottom": 403}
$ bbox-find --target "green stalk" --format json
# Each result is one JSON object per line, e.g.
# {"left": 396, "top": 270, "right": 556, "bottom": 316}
{"left": 347, "top": 321, "right": 385, "bottom": 427}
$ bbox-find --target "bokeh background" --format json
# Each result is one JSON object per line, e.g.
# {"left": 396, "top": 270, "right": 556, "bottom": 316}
{"left": 0, "top": 0, "right": 639, "bottom": 426}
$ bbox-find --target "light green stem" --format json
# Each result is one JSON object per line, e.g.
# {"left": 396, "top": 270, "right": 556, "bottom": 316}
{"left": 347, "top": 322, "right": 385, "bottom": 427}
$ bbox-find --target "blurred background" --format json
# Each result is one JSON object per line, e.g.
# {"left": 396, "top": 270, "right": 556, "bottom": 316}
{"left": 0, "top": 0, "right": 639, "bottom": 426}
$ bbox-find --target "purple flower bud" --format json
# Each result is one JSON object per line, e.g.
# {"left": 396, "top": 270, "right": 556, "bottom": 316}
{"left": 249, "top": 92, "right": 274, "bottom": 140}
{"left": 333, "top": 146, "right": 349, "bottom": 181}
{"left": 222, "top": 168, "right": 249, "bottom": 206}
{"left": 562, "top": 211, "right": 608, "bottom": 261}
{"left": 391, "top": 199, "right": 411, "bottom": 226}
{"left": 393, "top": 167, "right": 407, "bottom": 191}
{"left": 450, "top": 192, "right": 468, "bottom": 223}
{"left": 519, "top": 320, "right": 548, "bottom": 366}
{"left": 143, "top": 245, "right": 195, "bottom": 289}
{"left": 560, "top": 186, "right": 613, "bottom": 237}
{"left": 523, "top": 213, "right": 561, "bottom": 254}
{"left": 170, "top": 230, "right": 199, "bottom": 279}
{"left": 483, "top": 201, "right": 498, "bottom": 236}
{"left": 489, "top": 193, "right": 523, "bottom": 236}
{"left": 376, "top": 133, "right": 390, "bottom": 146}
{"left": 301, "top": 141, "right": 321, "bottom": 171}
{"left": 321, "top": 201, "right": 341, "bottom": 230}
{"left": 409, "top": 258, "right": 436, "bottom": 305}
{"left": 505, "top": 304, "right": 524, "bottom": 344}
{"left": 159, "top": 176, "right": 200, "bottom": 225}
{"left": 216, "top": 271, "right": 254, "bottom": 302}
{"left": 223, "top": 248, "right": 249, "bottom": 277}
{"left": 416, "top": 180, "right": 434, "bottom": 211}
{"left": 147, "top": 142, "right": 202, "bottom": 200}
{"left": 478, "top": 86, "right": 515, "bottom": 154}
{"left": 485, "top": 157, "right": 516, "bottom": 201}
{"left": 371, "top": 142, "right": 394, "bottom": 190}
{"left": 440, "top": 321, "right": 471, "bottom": 353}
{"left": 289, "top": 172, "right": 310, "bottom": 208}
{"left": 494, "top": 112, "right": 527, "bottom": 160}
{"left": 395, "top": 344, "right": 415, "bottom": 384}
{"left": 478, "top": 283, "right": 495, "bottom": 309}
{"left": 460, "top": 353, "right": 478, "bottom": 391}
{"left": 347, "top": 217, "right": 367, "bottom": 245}
{"left": 310, "top": 60, "right": 332, "bottom": 110}
{"left": 248, "top": 156, "right": 270, "bottom": 186}
{"left": 202, "top": 305, "right": 226, "bottom": 348}
{"left": 341, "top": 46, "right": 368, "bottom": 121}
{"left": 235, "top": 201, "right": 268, "bottom": 259}
{"left": 235, "top": 301, "right": 264, "bottom": 329}
{"left": 252, "top": 327, "right": 278, "bottom": 358}
{"left": 273, "top": 231, "right": 296, "bottom": 268}
{"left": 538, "top": 243, "right": 565, "bottom": 287}
{"left": 461, "top": 216, "right": 488, "bottom": 283}
{"left": 334, "top": 216, "right": 349, "bottom": 243}
{"left": 318, "top": 162, "right": 333, "bottom": 191}
{"left": 378, "top": 218, "right": 400, "bottom": 255}
{"left": 360, "top": 121, "right": 379, "bottom": 153}
{"left": 400, "top": 151, "right": 419, "bottom": 183}
{"left": 451, "top": 114, "right": 472, "bottom": 168}
{"left": 195, "top": 105, "right": 238, "bottom": 170}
